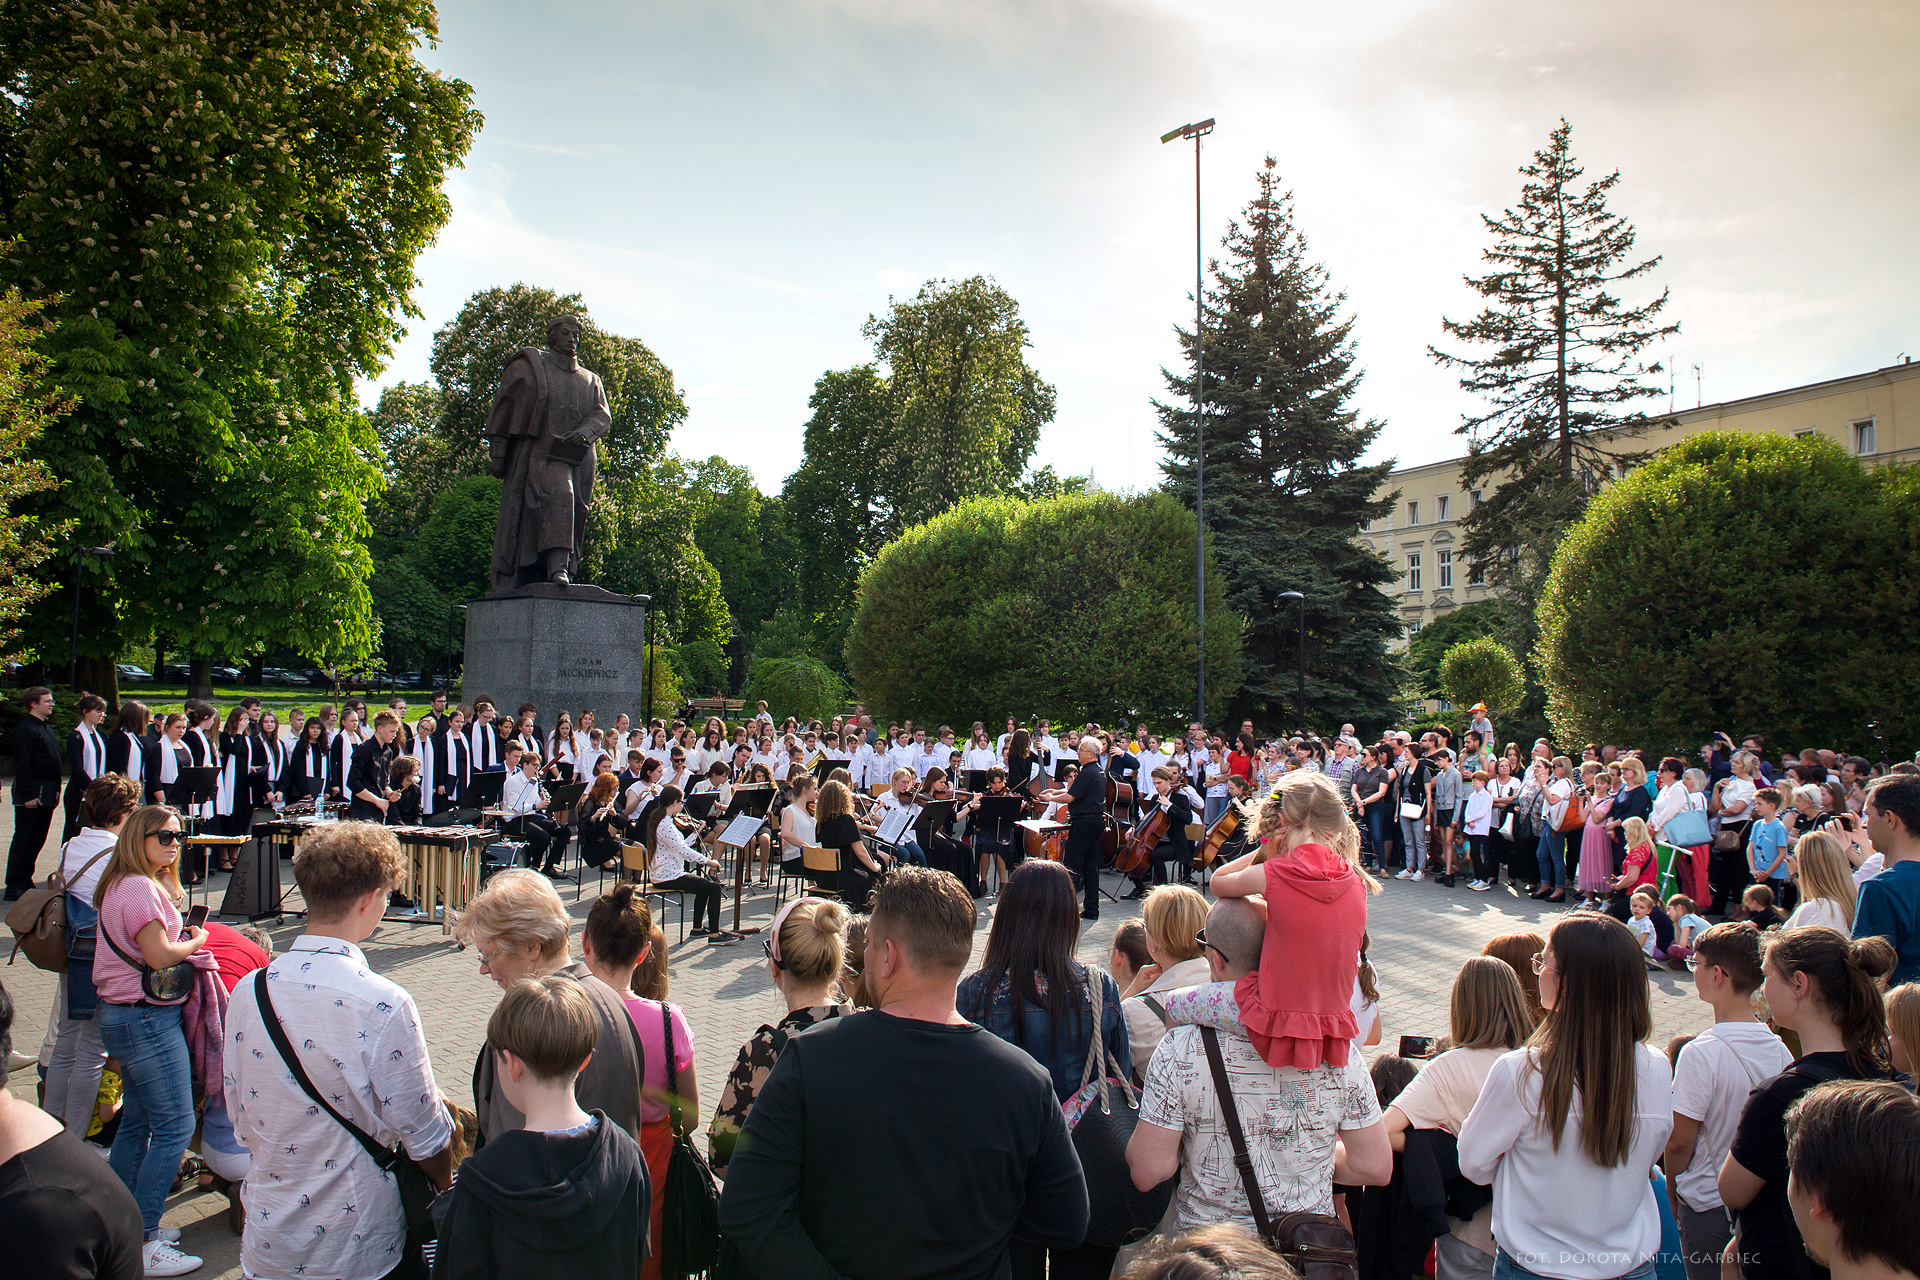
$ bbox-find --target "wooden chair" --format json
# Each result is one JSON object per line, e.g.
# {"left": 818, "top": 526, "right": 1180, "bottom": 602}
{"left": 799, "top": 845, "right": 841, "bottom": 901}
{"left": 772, "top": 840, "right": 811, "bottom": 907}
{"left": 618, "top": 842, "right": 689, "bottom": 943}
{"left": 869, "top": 783, "right": 892, "bottom": 798}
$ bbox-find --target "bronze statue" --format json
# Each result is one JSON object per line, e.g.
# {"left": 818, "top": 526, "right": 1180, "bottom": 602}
{"left": 486, "top": 316, "right": 612, "bottom": 590}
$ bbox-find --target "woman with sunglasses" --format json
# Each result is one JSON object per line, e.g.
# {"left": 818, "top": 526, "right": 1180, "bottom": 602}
{"left": 1458, "top": 913, "right": 1673, "bottom": 1280}
{"left": 91, "top": 805, "right": 211, "bottom": 1276}
{"left": 707, "top": 896, "right": 852, "bottom": 1172}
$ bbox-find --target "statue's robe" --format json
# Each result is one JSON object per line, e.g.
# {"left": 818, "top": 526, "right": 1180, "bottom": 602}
{"left": 486, "top": 346, "right": 612, "bottom": 591}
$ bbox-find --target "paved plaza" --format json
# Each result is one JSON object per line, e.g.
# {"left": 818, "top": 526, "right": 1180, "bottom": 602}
{"left": 1, "top": 808, "right": 1705, "bottom": 1279}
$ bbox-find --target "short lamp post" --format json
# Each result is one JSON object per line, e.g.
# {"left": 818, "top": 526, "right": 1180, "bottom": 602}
{"left": 1278, "top": 591, "right": 1305, "bottom": 734}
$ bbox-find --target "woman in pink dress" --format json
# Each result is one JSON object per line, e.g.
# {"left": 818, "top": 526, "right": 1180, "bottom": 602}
{"left": 1576, "top": 770, "right": 1616, "bottom": 907}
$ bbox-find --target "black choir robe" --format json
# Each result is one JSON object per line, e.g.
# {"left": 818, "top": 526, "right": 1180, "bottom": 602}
{"left": 252, "top": 731, "right": 286, "bottom": 806}
{"left": 346, "top": 739, "right": 395, "bottom": 823}
{"left": 143, "top": 736, "right": 195, "bottom": 809}
{"left": 64, "top": 724, "right": 107, "bottom": 840}
{"left": 469, "top": 721, "right": 502, "bottom": 773}
{"left": 435, "top": 729, "right": 471, "bottom": 809}
{"left": 105, "top": 728, "right": 146, "bottom": 790}
{"left": 287, "top": 738, "right": 330, "bottom": 802}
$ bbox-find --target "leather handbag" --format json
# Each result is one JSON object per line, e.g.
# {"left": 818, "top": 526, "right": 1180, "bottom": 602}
{"left": 99, "top": 916, "right": 196, "bottom": 1002}
{"left": 1060, "top": 974, "right": 1173, "bottom": 1248}
{"left": 658, "top": 1001, "right": 721, "bottom": 1278}
{"left": 1554, "top": 786, "right": 1585, "bottom": 833}
{"left": 5, "top": 845, "right": 114, "bottom": 973}
{"left": 1200, "top": 1027, "right": 1359, "bottom": 1280}
{"left": 1662, "top": 807, "right": 1712, "bottom": 849}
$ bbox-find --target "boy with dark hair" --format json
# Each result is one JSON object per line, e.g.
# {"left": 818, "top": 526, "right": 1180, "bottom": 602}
{"left": 433, "top": 976, "right": 648, "bottom": 1280}
{"left": 1664, "top": 922, "right": 1793, "bottom": 1280}
{"left": 1786, "top": 1080, "right": 1920, "bottom": 1280}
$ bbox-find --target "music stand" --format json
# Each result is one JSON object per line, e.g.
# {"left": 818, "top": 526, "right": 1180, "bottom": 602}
{"left": 965, "top": 769, "right": 993, "bottom": 794}
{"left": 973, "top": 796, "right": 1025, "bottom": 844}
{"left": 912, "top": 799, "right": 955, "bottom": 849}
{"left": 725, "top": 785, "right": 776, "bottom": 820}
{"left": 464, "top": 770, "right": 506, "bottom": 809}
{"left": 813, "top": 757, "right": 841, "bottom": 784}
{"left": 683, "top": 791, "right": 719, "bottom": 823}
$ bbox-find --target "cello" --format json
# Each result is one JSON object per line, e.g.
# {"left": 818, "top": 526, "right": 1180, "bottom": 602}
{"left": 1197, "top": 802, "right": 1243, "bottom": 868}
{"left": 1117, "top": 802, "right": 1166, "bottom": 878}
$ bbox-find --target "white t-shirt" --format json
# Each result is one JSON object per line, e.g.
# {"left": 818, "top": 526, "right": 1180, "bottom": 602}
{"left": 1784, "top": 897, "right": 1850, "bottom": 933}
{"left": 1141, "top": 1025, "right": 1380, "bottom": 1232}
{"left": 59, "top": 827, "right": 118, "bottom": 904}
{"left": 1628, "top": 915, "right": 1658, "bottom": 956}
{"left": 1668, "top": 1020, "right": 1794, "bottom": 1211}
{"left": 1853, "top": 852, "right": 1885, "bottom": 886}
{"left": 1349, "top": 978, "right": 1380, "bottom": 1054}
{"left": 1717, "top": 776, "right": 1757, "bottom": 821}
{"left": 961, "top": 746, "right": 997, "bottom": 772}
{"left": 1458, "top": 1044, "right": 1673, "bottom": 1279}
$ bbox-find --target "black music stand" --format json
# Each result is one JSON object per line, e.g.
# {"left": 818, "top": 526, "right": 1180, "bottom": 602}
{"left": 683, "top": 791, "right": 719, "bottom": 823}
{"left": 177, "top": 766, "right": 220, "bottom": 894}
{"left": 965, "top": 769, "right": 993, "bottom": 794}
{"left": 464, "top": 770, "right": 507, "bottom": 809}
{"left": 218, "top": 817, "right": 284, "bottom": 924}
{"left": 813, "top": 757, "right": 840, "bottom": 784}
{"left": 973, "top": 796, "right": 1025, "bottom": 844}
{"left": 725, "top": 785, "right": 776, "bottom": 821}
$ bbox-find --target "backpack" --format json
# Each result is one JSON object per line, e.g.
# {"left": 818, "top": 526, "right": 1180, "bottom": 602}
{"left": 5, "top": 842, "right": 115, "bottom": 973}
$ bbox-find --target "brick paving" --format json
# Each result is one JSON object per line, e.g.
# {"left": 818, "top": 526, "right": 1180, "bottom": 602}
{"left": 1, "top": 809, "right": 1703, "bottom": 1279}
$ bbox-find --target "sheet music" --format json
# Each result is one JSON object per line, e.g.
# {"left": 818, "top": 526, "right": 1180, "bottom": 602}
{"left": 875, "top": 806, "right": 914, "bottom": 846}
{"left": 718, "top": 813, "right": 765, "bottom": 849}
{"left": 1016, "top": 818, "right": 1067, "bottom": 836}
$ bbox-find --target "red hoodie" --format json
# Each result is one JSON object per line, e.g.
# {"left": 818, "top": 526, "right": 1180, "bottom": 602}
{"left": 1233, "top": 843, "right": 1366, "bottom": 1070}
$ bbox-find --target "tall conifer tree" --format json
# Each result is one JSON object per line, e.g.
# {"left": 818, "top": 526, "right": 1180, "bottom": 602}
{"left": 1157, "top": 158, "right": 1401, "bottom": 734}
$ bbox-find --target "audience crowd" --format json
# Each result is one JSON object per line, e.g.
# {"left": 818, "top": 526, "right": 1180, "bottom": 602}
{"left": 3, "top": 693, "right": 1918, "bottom": 1280}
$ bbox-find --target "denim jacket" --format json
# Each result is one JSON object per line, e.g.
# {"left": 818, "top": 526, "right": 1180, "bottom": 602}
{"left": 957, "top": 960, "right": 1132, "bottom": 1103}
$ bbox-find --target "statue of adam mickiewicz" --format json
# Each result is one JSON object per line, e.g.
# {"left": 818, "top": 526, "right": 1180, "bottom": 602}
{"left": 486, "top": 315, "right": 612, "bottom": 590}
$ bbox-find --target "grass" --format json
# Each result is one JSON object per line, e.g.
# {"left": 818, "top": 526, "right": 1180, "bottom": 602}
{"left": 109, "top": 682, "right": 454, "bottom": 720}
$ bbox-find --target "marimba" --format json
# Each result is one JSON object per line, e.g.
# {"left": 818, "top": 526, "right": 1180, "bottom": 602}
{"left": 388, "top": 825, "right": 495, "bottom": 935}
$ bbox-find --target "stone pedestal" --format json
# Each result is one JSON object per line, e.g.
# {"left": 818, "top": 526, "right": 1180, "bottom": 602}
{"left": 461, "top": 584, "right": 651, "bottom": 721}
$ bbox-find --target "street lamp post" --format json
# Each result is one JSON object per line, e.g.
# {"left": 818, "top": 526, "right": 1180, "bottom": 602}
{"left": 1162, "top": 117, "right": 1215, "bottom": 726}
{"left": 1278, "top": 591, "right": 1305, "bottom": 734}
{"left": 68, "top": 545, "right": 114, "bottom": 691}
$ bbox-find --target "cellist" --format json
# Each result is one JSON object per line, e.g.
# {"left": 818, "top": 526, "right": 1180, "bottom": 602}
{"left": 1122, "top": 766, "right": 1194, "bottom": 900}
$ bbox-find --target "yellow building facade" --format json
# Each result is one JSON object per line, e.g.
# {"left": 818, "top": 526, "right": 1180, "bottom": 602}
{"left": 1362, "top": 358, "right": 1920, "bottom": 645}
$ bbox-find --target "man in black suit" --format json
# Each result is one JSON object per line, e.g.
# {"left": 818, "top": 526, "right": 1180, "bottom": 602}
{"left": 7, "top": 687, "right": 62, "bottom": 899}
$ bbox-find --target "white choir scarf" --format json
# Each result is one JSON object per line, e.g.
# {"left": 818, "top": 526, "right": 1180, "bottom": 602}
{"left": 217, "top": 734, "right": 242, "bottom": 816}
{"left": 469, "top": 722, "right": 499, "bottom": 772}
{"left": 75, "top": 725, "right": 105, "bottom": 782}
{"left": 298, "top": 740, "right": 328, "bottom": 792}
{"left": 258, "top": 733, "right": 285, "bottom": 788}
{"left": 157, "top": 737, "right": 187, "bottom": 786}
{"left": 119, "top": 729, "right": 145, "bottom": 785}
{"left": 442, "top": 732, "right": 469, "bottom": 800}
{"left": 415, "top": 734, "right": 439, "bottom": 816}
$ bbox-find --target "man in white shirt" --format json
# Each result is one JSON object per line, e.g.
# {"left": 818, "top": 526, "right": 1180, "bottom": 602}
{"left": 224, "top": 822, "right": 454, "bottom": 1280}
{"left": 502, "top": 753, "right": 568, "bottom": 874}
{"left": 1665, "top": 922, "right": 1793, "bottom": 1280}
{"left": 1127, "top": 898, "right": 1390, "bottom": 1231}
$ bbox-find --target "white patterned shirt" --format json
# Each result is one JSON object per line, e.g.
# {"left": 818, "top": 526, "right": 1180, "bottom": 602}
{"left": 1139, "top": 1025, "right": 1380, "bottom": 1232}
{"left": 224, "top": 936, "right": 452, "bottom": 1280}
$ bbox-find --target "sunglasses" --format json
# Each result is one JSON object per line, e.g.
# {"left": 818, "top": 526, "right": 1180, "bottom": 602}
{"left": 1194, "top": 928, "right": 1232, "bottom": 965}
{"left": 762, "top": 938, "right": 785, "bottom": 970}
{"left": 152, "top": 829, "right": 184, "bottom": 847}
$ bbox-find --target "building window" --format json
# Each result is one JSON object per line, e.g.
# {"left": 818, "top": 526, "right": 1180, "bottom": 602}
{"left": 1436, "top": 495, "right": 1448, "bottom": 521}
{"left": 1406, "top": 500, "right": 1418, "bottom": 527}
{"left": 1468, "top": 559, "right": 1486, "bottom": 587}
{"left": 1794, "top": 428, "right": 1815, "bottom": 438}
{"left": 1406, "top": 620, "right": 1422, "bottom": 638}
{"left": 1438, "top": 550, "right": 1452, "bottom": 588}
{"left": 1436, "top": 698, "right": 1452, "bottom": 712}
{"left": 1406, "top": 552, "right": 1421, "bottom": 591}
{"left": 1854, "top": 419, "right": 1877, "bottom": 455}
{"left": 1469, "top": 489, "right": 1481, "bottom": 508}
{"left": 1614, "top": 458, "right": 1630, "bottom": 480}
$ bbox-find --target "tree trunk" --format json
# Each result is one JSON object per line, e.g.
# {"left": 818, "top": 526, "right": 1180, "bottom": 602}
{"left": 152, "top": 634, "right": 167, "bottom": 684}
{"left": 75, "top": 656, "right": 120, "bottom": 711}
{"left": 188, "top": 658, "right": 213, "bottom": 702}
{"left": 244, "top": 656, "right": 264, "bottom": 687}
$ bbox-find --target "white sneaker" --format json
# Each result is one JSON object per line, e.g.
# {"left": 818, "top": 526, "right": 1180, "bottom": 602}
{"left": 155, "top": 1228, "right": 181, "bottom": 1243}
{"left": 1472, "top": 880, "right": 1492, "bottom": 892}
{"left": 1394, "top": 869, "right": 1413, "bottom": 880}
{"left": 1410, "top": 871, "right": 1426, "bottom": 882}
{"left": 143, "top": 1239, "right": 202, "bottom": 1276}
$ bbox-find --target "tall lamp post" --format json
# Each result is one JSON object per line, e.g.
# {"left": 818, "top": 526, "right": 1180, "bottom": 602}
{"left": 1161, "top": 117, "right": 1214, "bottom": 727}
{"left": 1278, "top": 591, "right": 1305, "bottom": 734}
{"left": 68, "top": 545, "right": 115, "bottom": 690}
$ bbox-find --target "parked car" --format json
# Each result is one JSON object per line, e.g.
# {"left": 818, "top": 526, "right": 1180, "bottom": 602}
{"left": 116, "top": 663, "right": 153, "bottom": 682}
{"left": 212, "top": 666, "right": 242, "bottom": 683}
{"left": 160, "top": 663, "right": 190, "bottom": 681}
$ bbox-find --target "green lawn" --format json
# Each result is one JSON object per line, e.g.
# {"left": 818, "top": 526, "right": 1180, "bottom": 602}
{"left": 110, "top": 682, "right": 458, "bottom": 720}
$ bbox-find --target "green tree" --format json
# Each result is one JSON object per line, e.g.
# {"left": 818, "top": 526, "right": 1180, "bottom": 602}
{"left": 1157, "top": 158, "right": 1402, "bottom": 736}
{"left": 781, "top": 365, "right": 892, "bottom": 659}
{"left": 1, "top": 0, "right": 479, "bottom": 689}
{"left": 677, "top": 638, "right": 729, "bottom": 698}
{"left": 0, "top": 286, "right": 65, "bottom": 666}
{"left": 584, "top": 470, "right": 730, "bottom": 651}
{"left": 1430, "top": 119, "right": 1678, "bottom": 603}
{"left": 745, "top": 656, "right": 849, "bottom": 724}
{"left": 412, "top": 476, "right": 501, "bottom": 603}
{"left": 846, "top": 492, "right": 1243, "bottom": 729}
{"left": 667, "top": 454, "right": 797, "bottom": 640}
{"left": 1404, "top": 600, "right": 1504, "bottom": 700}
{"left": 1535, "top": 432, "right": 1917, "bottom": 758}
{"left": 368, "top": 557, "right": 452, "bottom": 675}
{"left": 1439, "top": 636, "right": 1526, "bottom": 717}
{"left": 752, "top": 605, "right": 815, "bottom": 661}
{"left": 365, "top": 379, "right": 451, "bottom": 559}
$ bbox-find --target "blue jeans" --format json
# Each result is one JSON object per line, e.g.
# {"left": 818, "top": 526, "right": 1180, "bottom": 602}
{"left": 896, "top": 838, "right": 928, "bottom": 867}
{"left": 98, "top": 1001, "right": 196, "bottom": 1236}
{"left": 1536, "top": 826, "right": 1567, "bottom": 889}
{"left": 1205, "top": 795, "right": 1229, "bottom": 826}
{"left": 1361, "top": 806, "right": 1388, "bottom": 865}
{"left": 1495, "top": 1248, "right": 1654, "bottom": 1280}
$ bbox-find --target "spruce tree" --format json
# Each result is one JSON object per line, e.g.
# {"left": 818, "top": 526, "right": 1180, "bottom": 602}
{"left": 1430, "top": 118, "right": 1678, "bottom": 601}
{"left": 1157, "top": 158, "right": 1401, "bottom": 735}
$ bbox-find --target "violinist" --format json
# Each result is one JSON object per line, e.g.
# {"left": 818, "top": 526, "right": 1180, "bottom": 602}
{"left": 502, "top": 751, "right": 571, "bottom": 876}
{"left": 915, "top": 767, "right": 976, "bottom": 888}
{"left": 1123, "top": 766, "right": 1195, "bottom": 900}
{"left": 965, "top": 765, "right": 1020, "bottom": 897}
{"left": 642, "top": 786, "right": 736, "bottom": 942}
{"left": 868, "top": 767, "right": 930, "bottom": 867}
{"left": 779, "top": 773, "right": 818, "bottom": 879}
{"left": 739, "top": 761, "right": 778, "bottom": 884}
{"left": 811, "top": 779, "right": 889, "bottom": 910}
{"left": 579, "top": 772, "right": 632, "bottom": 873}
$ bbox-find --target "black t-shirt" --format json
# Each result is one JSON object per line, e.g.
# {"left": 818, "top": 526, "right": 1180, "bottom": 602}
{"left": 0, "top": 1129, "right": 143, "bottom": 1280}
{"left": 1007, "top": 752, "right": 1038, "bottom": 792}
{"left": 1067, "top": 760, "right": 1106, "bottom": 817}
{"left": 1729, "top": 1052, "right": 1888, "bottom": 1280}
{"left": 816, "top": 812, "right": 861, "bottom": 854}
{"left": 717, "top": 1009, "right": 1088, "bottom": 1279}
{"left": 1352, "top": 765, "right": 1388, "bottom": 807}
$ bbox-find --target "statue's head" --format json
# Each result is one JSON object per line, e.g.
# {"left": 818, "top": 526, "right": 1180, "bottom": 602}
{"left": 546, "top": 315, "right": 585, "bottom": 356}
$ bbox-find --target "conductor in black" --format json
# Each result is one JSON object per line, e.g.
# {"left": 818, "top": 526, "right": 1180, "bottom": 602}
{"left": 1038, "top": 735, "right": 1107, "bottom": 922}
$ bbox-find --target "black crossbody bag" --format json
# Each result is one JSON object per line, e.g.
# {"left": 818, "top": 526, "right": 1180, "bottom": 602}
{"left": 252, "top": 970, "right": 441, "bottom": 1256}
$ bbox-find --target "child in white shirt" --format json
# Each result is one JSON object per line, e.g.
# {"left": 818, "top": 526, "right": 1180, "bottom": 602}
{"left": 1462, "top": 770, "right": 1496, "bottom": 892}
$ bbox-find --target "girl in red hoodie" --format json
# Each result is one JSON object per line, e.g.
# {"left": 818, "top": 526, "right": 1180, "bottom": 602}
{"left": 1162, "top": 771, "right": 1381, "bottom": 1068}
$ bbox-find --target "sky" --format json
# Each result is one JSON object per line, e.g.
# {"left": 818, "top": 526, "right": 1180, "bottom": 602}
{"left": 370, "top": 0, "right": 1920, "bottom": 495}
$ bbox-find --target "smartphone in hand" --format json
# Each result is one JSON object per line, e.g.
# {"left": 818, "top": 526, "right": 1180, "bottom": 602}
{"left": 186, "top": 904, "right": 210, "bottom": 930}
{"left": 1398, "top": 1035, "right": 1438, "bottom": 1059}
